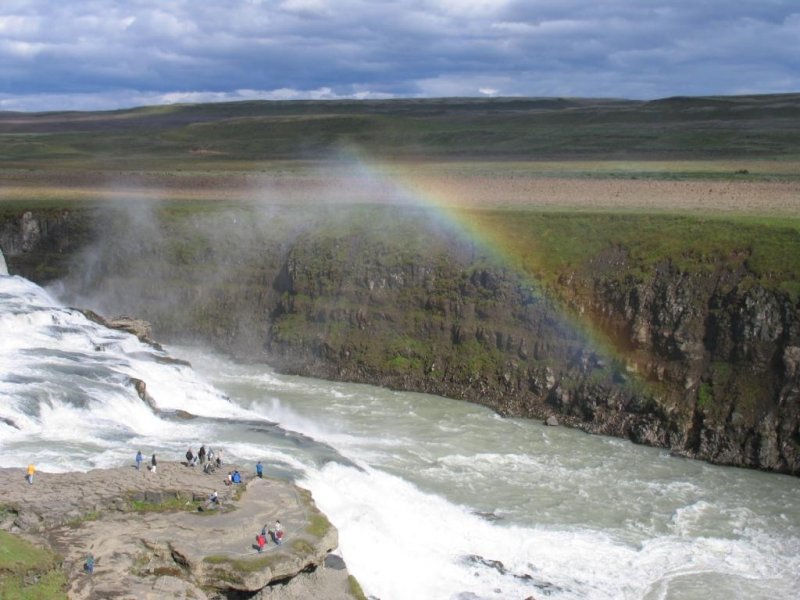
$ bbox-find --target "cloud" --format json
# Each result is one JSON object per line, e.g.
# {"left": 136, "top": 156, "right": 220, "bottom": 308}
{"left": 0, "top": 86, "right": 396, "bottom": 112}
{"left": 0, "top": 0, "right": 798, "bottom": 111}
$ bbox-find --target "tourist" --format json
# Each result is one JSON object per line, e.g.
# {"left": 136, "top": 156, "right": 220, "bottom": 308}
{"left": 271, "top": 520, "right": 284, "bottom": 545}
{"left": 231, "top": 470, "right": 242, "bottom": 484}
{"left": 225, "top": 472, "right": 232, "bottom": 486}
{"left": 135, "top": 450, "right": 143, "bottom": 471}
{"left": 256, "top": 532, "right": 266, "bottom": 553}
{"left": 150, "top": 453, "right": 157, "bottom": 474}
{"left": 198, "top": 445, "right": 206, "bottom": 465}
{"left": 205, "top": 491, "right": 219, "bottom": 509}
{"left": 26, "top": 463, "right": 35, "bottom": 484}
{"left": 186, "top": 448, "right": 195, "bottom": 467}
{"left": 207, "top": 448, "right": 214, "bottom": 463}
{"left": 256, "top": 461, "right": 263, "bottom": 478}
{"left": 84, "top": 554, "right": 94, "bottom": 575}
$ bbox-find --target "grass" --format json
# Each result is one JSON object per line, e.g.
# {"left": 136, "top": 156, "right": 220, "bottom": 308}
{"left": 128, "top": 495, "right": 202, "bottom": 513}
{"left": 66, "top": 510, "right": 102, "bottom": 527}
{"left": 203, "top": 552, "right": 288, "bottom": 573}
{"left": 289, "top": 539, "right": 315, "bottom": 555}
{"left": 463, "top": 209, "right": 800, "bottom": 297}
{"left": 697, "top": 383, "right": 713, "bottom": 409}
{"left": 348, "top": 574, "right": 368, "bottom": 600}
{"left": 3, "top": 95, "right": 800, "bottom": 170}
{"left": 0, "top": 530, "right": 68, "bottom": 600}
{"left": 305, "top": 513, "right": 332, "bottom": 538}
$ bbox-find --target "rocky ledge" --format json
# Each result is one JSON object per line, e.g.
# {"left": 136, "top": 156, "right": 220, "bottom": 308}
{"left": 0, "top": 462, "right": 357, "bottom": 599}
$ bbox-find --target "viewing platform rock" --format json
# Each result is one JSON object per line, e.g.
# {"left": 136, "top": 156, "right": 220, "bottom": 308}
{"left": 0, "top": 461, "right": 356, "bottom": 599}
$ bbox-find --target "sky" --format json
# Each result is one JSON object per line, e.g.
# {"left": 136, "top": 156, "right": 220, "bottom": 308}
{"left": 0, "top": 0, "right": 798, "bottom": 112}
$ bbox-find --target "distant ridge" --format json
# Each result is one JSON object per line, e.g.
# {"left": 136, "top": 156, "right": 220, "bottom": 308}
{"left": 1, "top": 93, "right": 798, "bottom": 162}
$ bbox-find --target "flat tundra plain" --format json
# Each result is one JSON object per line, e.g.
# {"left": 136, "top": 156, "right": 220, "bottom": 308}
{"left": 3, "top": 162, "right": 800, "bottom": 217}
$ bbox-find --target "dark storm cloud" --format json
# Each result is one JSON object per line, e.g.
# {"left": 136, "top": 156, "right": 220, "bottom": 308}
{"left": 0, "top": 0, "right": 798, "bottom": 111}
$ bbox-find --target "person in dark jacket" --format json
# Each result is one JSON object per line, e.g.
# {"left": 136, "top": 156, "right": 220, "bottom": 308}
{"left": 150, "top": 453, "right": 157, "bottom": 473}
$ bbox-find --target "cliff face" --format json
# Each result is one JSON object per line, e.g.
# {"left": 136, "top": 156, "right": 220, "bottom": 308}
{"left": 561, "top": 249, "right": 800, "bottom": 472}
{"left": 0, "top": 208, "right": 89, "bottom": 281}
{"left": 2, "top": 206, "right": 798, "bottom": 475}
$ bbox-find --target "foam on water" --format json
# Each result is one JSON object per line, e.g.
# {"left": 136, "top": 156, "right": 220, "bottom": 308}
{"left": 0, "top": 275, "right": 255, "bottom": 470}
{"left": 302, "top": 458, "right": 800, "bottom": 600}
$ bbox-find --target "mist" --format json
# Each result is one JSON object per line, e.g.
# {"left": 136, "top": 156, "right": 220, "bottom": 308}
{"left": 51, "top": 161, "right": 501, "bottom": 366}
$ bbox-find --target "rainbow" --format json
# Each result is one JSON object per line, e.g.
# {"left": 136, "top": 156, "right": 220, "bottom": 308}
{"left": 334, "top": 146, "right": 634, "bottom": 384}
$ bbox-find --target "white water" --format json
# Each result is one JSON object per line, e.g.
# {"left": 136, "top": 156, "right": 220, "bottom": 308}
{"left": 1, "top": 272, "right": 799, "bottom": 599}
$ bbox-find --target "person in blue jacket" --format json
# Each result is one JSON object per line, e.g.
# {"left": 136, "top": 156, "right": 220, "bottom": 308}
{"left": 256, "top": 461, "right": 263, "bottom": 478}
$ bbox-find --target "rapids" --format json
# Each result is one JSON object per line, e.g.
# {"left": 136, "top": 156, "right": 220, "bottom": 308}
{"left": 1, "top": 272, "right": 798, "bottom": 600}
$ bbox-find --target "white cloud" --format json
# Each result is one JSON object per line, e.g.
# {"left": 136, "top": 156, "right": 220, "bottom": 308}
{"left": 0, "top": 86, "right": 398, "bottom": 112}
{"left": 279, "top": 0, "right": 333, "bottom": 18}
{"left": 0, "top": 14, "right": 40, "bottom": 36}
{"left": 0, "top": 39, "right": 46, "bottom": 59}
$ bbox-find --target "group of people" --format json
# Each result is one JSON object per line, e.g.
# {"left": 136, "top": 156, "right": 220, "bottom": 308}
{"left": 255, "top": 520, "right": 284, "bottom": 552}
{"left": 185, "top": 445, "right": 223, "bottom": 474}
{"left": 134, "top": 450, "right": 157, "bottom": 473}
{"left": 133, "top": 445, "right": 231, "bottom": 476}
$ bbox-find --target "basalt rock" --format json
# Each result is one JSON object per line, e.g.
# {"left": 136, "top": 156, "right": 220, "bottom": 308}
{"left": 80, "top": 308, "right": 164, "bottom": 350}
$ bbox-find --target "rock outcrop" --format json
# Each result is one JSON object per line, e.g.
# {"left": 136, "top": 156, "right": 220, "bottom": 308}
{"left": 0, "top": 462, "right": 354, "bottom": 600}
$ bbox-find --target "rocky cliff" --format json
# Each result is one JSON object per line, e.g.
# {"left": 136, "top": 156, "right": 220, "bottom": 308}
{"left": 2, "top": 205, "right": 798, "bottom": 476}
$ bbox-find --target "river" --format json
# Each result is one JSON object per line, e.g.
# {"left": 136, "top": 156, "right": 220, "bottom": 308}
{"left": 1, "top": 271, "right": 798, "bottom": 600}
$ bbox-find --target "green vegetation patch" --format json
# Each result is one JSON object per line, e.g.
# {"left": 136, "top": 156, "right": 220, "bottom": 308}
{"left": 348, "top": 574, "right": 368, "bottom": 600}
{"left": 128, "top": 494, "right": 202, "bottom": 513}
{"left": 4, "top": 95, "right": 800, "bottom": 169}
{"left": 697, "top": 383, "right": 713, "bottom": 409}
{"left": 203, "top": 552, "right": 289, "bottom": 573}
{"left": 66, "top": 510, "right": 101, "bottom": 528}
{"left": 305, "top": 513, "right": 332, "bottom": 538}
{"left": 464, "top": 209, "right": 800, "bottom": 297}
{"left": 0, "top": 530, "right": 67, "bottom": 600}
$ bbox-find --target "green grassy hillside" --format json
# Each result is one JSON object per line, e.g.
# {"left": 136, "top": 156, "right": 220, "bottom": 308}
{"left": 2, "top": 95, "right": 800, "bottom": 169}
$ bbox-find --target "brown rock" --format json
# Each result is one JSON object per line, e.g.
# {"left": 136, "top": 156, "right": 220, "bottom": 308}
{"left": 0, "top": 462, "right": 352, "bottom": 599}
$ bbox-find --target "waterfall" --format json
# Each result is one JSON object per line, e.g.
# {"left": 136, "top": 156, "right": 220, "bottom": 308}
{"left": 0, "top": 247, "right": 8, "bottom": 276}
